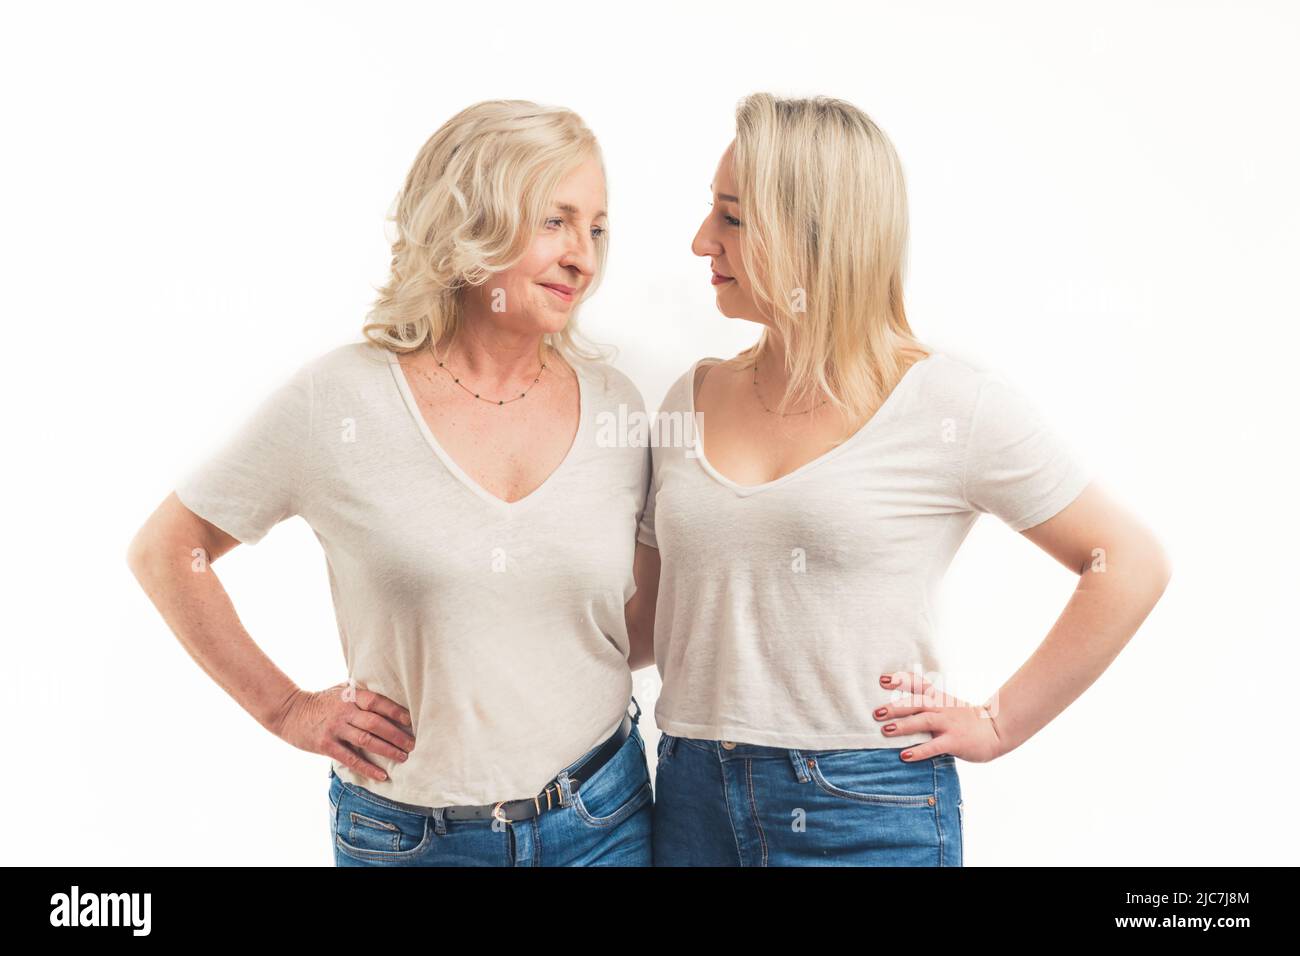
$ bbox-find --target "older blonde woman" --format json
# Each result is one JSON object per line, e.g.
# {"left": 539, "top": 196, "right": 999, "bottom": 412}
{"left": 628, "top": 93, "right": 1171, "bottom": 866}
{"left": 128, "top": 101, "right": 654, "bottom": 866}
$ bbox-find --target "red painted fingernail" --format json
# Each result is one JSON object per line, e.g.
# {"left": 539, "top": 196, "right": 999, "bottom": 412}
{"left": 883, "top": 723, "right": 896, "bottom": 732}
{"left": 901, "top": 751, "right": 913, "bottom": 760}
{"left": 874, "top": 707, "right": 887, "bottom": 718}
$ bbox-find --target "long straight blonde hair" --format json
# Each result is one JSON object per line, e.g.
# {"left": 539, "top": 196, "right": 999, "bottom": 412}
{"left": 362, "top": 100, "right": 611, "bottom": 366}
{"left": 729, "top": 93, "right": 932, "bottom": 422}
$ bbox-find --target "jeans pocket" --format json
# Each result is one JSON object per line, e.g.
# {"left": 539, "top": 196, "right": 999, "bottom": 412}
{"left": 571, "top": 734, "right": 653, "bottom": 828}
{"left": 805, "top": 749, "right": 937, "bottom": 806}
{"left": 655, "top": 731, "right": 673, "bottom": 763}
{"left": 335, "top": 784, "right": 433, "bottom": 862}
{"left": 329, "top": 774, "right": 341, "bottom": 842}
{"left": 573, "top": 779, "right": 652, "bottom": 828}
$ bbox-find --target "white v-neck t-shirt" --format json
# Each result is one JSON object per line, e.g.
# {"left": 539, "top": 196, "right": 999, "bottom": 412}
{"left": 175, "top": 340, "right": 649, "bottom": 807}
{"left": 637, "top": 350, "right": 1094, "bottom": 750}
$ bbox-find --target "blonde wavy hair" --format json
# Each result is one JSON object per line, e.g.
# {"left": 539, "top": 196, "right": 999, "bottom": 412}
{"left": 362, "top": 100, "right": 611, "bottom": 366}
{"left": 727, "top": 92, "right": 932, "bottom": 422}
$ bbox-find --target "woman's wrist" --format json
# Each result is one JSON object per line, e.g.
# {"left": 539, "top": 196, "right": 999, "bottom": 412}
{"left": 253, "top": 677, "right": 303, "bottom": 736}
{"left": 980, "top": 695, "right": 1022, "bottom": 759}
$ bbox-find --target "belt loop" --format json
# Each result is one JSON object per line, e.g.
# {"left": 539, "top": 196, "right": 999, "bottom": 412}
{"left": 789, "top": 749, "right": 812, "bottom": 783}
{"left": 555, "top": 770, "right": 575, "bottom": 807}
{"left": 628, "top": 696, "right": 642, "bottom": 725}
{"left": 431, "top": 806, "right": 447, "bottom": 836}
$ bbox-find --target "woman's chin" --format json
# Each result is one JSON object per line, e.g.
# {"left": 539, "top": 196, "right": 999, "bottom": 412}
{"left": 528, "top": 314, "right": 572, "bottom": 337}
{"left": 717, "top": 304, "right": 750, "bottom": 321}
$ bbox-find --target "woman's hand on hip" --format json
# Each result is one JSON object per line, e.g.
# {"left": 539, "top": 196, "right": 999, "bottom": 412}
{"left": 873, "top": 671, "right": 1005, "bottom": 764}
{"left": 272, "top": 681, "right": 416, "bottom": 782}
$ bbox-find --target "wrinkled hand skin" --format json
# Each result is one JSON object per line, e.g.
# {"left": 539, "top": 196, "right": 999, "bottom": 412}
{"left": 273, "top": 682, "right": 416, "bottom": 782}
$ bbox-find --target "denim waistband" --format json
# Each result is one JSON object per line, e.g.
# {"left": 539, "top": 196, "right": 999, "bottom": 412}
{"left": 665, "top": 733, "right": 951, "bottom": 767}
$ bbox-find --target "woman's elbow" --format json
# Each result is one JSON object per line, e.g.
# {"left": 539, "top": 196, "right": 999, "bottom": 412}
{"left": 1146, "top": 534, "right": 1173, "bottom": 594}
{"left": 126, "top": 522, "right": 157, "bottom": 582}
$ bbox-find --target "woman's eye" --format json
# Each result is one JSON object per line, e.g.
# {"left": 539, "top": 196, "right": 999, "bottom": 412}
{"left": 546, "top": 217, "right": 603, "bottom": 239}
{"left": 708, "top": 201, "right": 740, "bottom": 227}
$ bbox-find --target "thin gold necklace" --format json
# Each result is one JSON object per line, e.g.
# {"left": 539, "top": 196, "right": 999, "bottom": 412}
{"left": 409, "top": 347, "right": 548, "bottom": 406}
{"left": 751, "top": 362, "right": 828, "bottom": 416}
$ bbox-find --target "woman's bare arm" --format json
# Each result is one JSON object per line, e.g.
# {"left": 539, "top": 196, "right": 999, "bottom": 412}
{"left": 126, "top": 492, "right": 415, "bottom": 781}
{"left": 986, "top": 481, "right": 1173, "bottom": 754}
{"left": 128, "top": 492, "right": 303, "bottom": 729}
{"left": 876, "top": 481, "right": 1173, "bottom": 761}
{"left": 625, "top": 542, "right": 661, "bottom": 672}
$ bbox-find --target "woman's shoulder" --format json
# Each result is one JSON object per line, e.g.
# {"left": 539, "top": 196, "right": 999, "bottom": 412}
{"left": 900, "top": 346, "right": 1045, "bottom": 421}
{"left": 575, "top": 358, "right": 649, "bottom": 410}
{"left": 276, "top": 339, "right": 395, "bottom": 387}
{"left": 239, "top": 341, "right": 390, "bottom": 406}
{"left": 670, "top": 354, "right": 732, "bottom": 408}
{"left": 308, "top": 338, "right": 394, "bottom": 373}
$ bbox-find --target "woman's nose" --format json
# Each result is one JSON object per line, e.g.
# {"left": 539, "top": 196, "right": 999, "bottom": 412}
{"left": 560, "top": 231, "right": 597, "bottom": 275}
{"left": 692, "top": 221, "right": 720, "bottom": 257}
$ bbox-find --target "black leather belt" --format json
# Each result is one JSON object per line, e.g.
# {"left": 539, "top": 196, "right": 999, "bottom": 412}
{"left": 374, "top": 703, "right": 637, "bottom": 824}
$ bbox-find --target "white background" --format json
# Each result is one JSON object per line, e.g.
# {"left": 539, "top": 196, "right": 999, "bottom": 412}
{"left": 3, "top": 0, "right": 1296, "bottom": 865}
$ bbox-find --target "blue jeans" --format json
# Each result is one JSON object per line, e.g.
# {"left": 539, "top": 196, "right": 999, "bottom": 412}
{"left": 330, "top": 719, "right": 653, "bottom": 866}
{"left": 652, "top": 733, "right": 964, "bottom": 866}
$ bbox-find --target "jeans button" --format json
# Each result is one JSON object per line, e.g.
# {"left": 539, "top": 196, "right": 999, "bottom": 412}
{"left": 721, "top": 741, "right": 736, "bottom": 750}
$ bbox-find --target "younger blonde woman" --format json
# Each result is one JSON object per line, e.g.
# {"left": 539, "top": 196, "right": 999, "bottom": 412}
{"left": 628, "top": 93, "right": 1171, "bottom": 866}
{"left": 129, "top": 100, "right": 654, "bottom": 866}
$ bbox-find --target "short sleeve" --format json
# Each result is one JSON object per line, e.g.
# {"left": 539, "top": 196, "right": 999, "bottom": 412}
{"left": 174, "top": 361, "right": 315, "bottom": 545}
{"left": 961, "top": 375, "right": 1092, "bottom": 532}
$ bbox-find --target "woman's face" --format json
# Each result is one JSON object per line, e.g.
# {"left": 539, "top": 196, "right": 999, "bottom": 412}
{"left": 463, "top": 152, "right": 607, "bottom": 337}
{"left": 692, "top": 140, "right": 765, "bottom": 325}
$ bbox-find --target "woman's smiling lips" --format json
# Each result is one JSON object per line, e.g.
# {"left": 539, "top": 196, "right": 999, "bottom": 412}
{"left": 540, "top": 282, "right": 575, "bottom": 302}
{"left": 711, "top": 270, "right": 733, "bottom": 286}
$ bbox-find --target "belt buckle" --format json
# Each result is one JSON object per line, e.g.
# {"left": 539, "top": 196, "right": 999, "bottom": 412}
{"left": 491, "top": 800, "right": 511, "bottom": 824}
